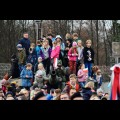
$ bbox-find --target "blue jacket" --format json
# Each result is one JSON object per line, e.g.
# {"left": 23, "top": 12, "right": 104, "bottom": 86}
{"left": 26, "top": 49, "right": 37, "bottom": 66}
{"left": 20, "top": 68, "right": 33, "bottom": 87}
{"left": 18, "top": 38, "right": 30, "bottom": 56}
{"left": 60, "top": 42, "right": 65, "bottom": 56}
{"left": 35, "top": 45, "right": 41, "bottom": 59}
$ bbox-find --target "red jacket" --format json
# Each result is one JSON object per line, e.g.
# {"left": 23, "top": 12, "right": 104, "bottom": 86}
{"left": 66, "top": 81, "right": 80, "bottom": 92}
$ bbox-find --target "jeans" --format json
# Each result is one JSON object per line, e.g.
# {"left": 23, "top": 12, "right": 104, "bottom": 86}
{"left": 42, "top": 58, "right": 51, "bottom": 75}
{"left": 85, "top": 62, "right": 92, "bottom": 77}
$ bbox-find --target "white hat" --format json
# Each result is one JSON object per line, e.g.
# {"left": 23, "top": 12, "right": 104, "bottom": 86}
{"left": 38, "top": 57, "right": 42, "bottom": 60}
{"left": 97, "top": 88, "right": 103, "bottom": 94}
{"left": 55, "top": 35, "right": 62, "bottom": 40}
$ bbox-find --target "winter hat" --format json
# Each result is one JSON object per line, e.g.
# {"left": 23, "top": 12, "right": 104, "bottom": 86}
{"left": 55, "top": 35, "right": 62, "bottom": 40}
{"left": 72, "top": 42, "right": 77, "bottom": 46}
{"left": 71, "top": 92, "right": 83, "bottom": 100}
{"left": 16, "top": 44, "right": 23, "bottom": 49}
{"left": 38, "top": 57, "right": 42, "bottom": 60}
{"left": 37, "top": 70, "right": 43, "bottom": 76}
{"left": 97, "top": 88, "right": 103, "bottom": 94}
{"left": 6, "top": 91, "right": 13, "bottom": 97}
{"left": 33, "top": 91, "right": 45, "bottom": 100}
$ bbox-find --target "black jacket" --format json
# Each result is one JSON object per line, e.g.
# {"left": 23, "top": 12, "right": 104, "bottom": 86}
{"left": 83, "top": 47, "right": 94, "bottom": 63}
{"left": 82, "top": 87, "right": 93, "bottom": 100}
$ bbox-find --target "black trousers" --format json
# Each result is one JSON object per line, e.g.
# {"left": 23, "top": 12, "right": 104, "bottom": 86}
{"left": 43, "top": 58, "right": 51, "bottom": 75}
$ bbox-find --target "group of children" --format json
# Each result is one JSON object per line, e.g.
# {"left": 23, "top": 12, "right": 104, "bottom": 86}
{"left": 0, "top": 32, "right": 106, "bottom": 100}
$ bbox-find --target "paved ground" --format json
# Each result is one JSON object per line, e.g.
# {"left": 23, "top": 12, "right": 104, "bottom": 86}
{"left": 101, "top": 82, "right": 110, "bottom": 94}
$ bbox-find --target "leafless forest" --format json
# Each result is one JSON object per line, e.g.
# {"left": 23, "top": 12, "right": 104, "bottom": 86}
{"left": 0, "top": 20, "right": 119, "bottom": 65}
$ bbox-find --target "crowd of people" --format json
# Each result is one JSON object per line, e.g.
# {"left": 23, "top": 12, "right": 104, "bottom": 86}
{"left": 0, "top": 32, "right": 109, "bottom": 100}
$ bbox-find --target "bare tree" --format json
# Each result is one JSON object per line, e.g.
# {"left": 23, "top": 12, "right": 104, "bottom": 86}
{"left": 96, "top": 20, "right": 99, "bottom": 65}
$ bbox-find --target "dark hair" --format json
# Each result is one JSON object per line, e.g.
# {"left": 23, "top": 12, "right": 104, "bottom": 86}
{"left": 33, "top": 83, "right": 39, "bottom": 90}
{"left": 23, "top": 32, "right": 28, "bottom": 35}
{"left": 55, "top": 89, "right": 61, "bottom": 94}
{"left": 101, "top": 97, "right": 107, "bottom": 100}
{"left": 16, "top": 88, "right": 21, "bottom": 93}
{"left": 33, "top": 91, "right": 45, "bottom": 100}
{"left": 50, "top": 89, "right": 55, "bottom": 94}
{"left": 104, "top": 93, "right": 109, "bottom": 96}
{"left": 43, "top": 35, "right": 46, "bottom": 37}
{"left": 36, "top": 40, "right": 41, "bottom": 44}
{"left": 60, "top": 91, "right": 70, "bottom": 99}
{"left": 73, "top": 33, "right": 78, "bottom": 37}
{"left": 70, "top": 92, "right": 83, "bottom": 100}
{"left": 78, "top": 63, "right": 84, "bottom": 69}
{"left": 47, "top": 33, "right": 54, "bottom": 37}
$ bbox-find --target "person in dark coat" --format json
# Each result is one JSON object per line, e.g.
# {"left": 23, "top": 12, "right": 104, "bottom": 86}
{"left": 83, "top": 39, "right": 94, "bottom": 77}
{"left": 64, "top": 38, "right": 72, "bottom": 67}
{"left": 55, "top": 60, "right": 66, "bottom": 90}
{"left": 48, "top": 70, "right": 61, "bottom": 89}
{"left": 47, "top": 33, "right": 55, "bottom": 48}
{"left": 10, "top": 54, "right": 20, "bottom": 78}
{"left": 82, "top": 81, "right": 95, "bottom": 100}
{"left": 18, "top": 32, "right": 31, "bottom": 59}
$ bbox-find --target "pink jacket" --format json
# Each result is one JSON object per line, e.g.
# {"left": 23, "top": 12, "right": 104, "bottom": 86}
{"left": 51, "top": 45, "right": 60, "bottom": 59}
{"left": 68, "top": 48, "right": 78, "bottom": 61}
{"left": 77, "top": 69, "right": 87, "bottom": 82}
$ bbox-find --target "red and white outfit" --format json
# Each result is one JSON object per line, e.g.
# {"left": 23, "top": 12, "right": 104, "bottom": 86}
{"left": 110, "top": 65, "right": 120, "bottom": 100}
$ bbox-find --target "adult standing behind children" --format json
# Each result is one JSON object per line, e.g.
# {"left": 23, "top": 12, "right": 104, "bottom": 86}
{"left": 16, "top": 44, "right": 26, "bottom": 72}
{"left": 18, "top": 32, "right": 31, "bottom": 59}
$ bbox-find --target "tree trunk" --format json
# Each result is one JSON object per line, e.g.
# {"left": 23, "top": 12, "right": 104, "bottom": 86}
{"left": 90, "top": 20, "right": 94, "bottom": 47}
{"left": 102, "top": 20, "right": 108, "bottom": 66}
{"left": 71, "top": 20, "right": 74, "bottom": 34}
{"left": 96, "top": 20, "right": 99, "bottom": 65}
